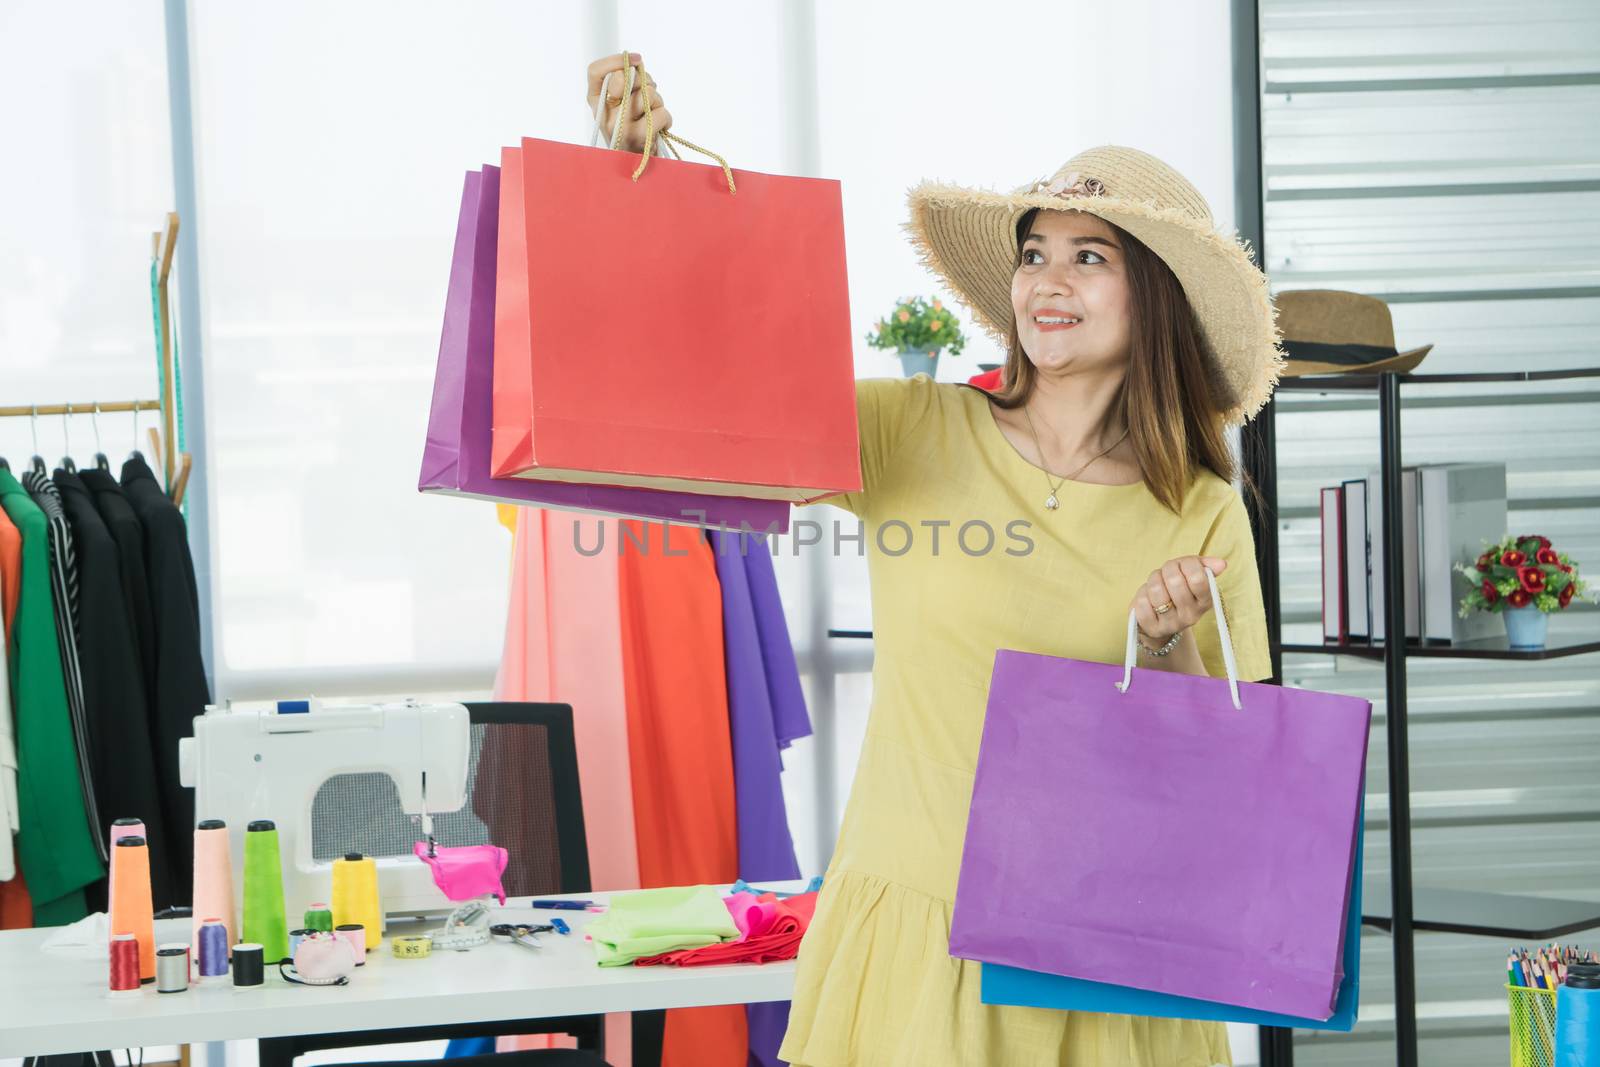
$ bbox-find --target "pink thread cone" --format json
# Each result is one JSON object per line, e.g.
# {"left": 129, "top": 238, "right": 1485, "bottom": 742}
{"left": 191, "top": 819, "right": 236, "bottom": 952}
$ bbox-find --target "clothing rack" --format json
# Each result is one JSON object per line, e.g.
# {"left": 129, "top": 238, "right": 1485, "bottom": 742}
{"left": 0, "top": 213, "right": 191, "bottom": 506}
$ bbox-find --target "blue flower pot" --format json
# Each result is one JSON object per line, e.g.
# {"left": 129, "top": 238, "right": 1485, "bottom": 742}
{"left": 898, "top": 346, "right": 940, "bottom": 379}
{"left": 1503, "top": 604, "right": 1548, "bottom": 650}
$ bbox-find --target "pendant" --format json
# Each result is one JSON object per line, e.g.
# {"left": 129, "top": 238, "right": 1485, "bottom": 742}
{"left": 1045, "top": 494, "right": 1060, "bottom": 511}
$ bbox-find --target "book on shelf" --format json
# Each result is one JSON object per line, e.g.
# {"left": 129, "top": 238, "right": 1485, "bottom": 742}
{"left": 1419, "top": 463, "right": 1507, "bottom": 645}
{"left": 1320, "top": 486, "right": 1345, "bottom": 642}
{"left": 1341, "top": 478, "right": 1369, "bottom": 641}
{"left": 1319, "top": 462, "right": 1507, "bottom": 646}
{"left": 1367, "top": 468, "right": 1421, "bottom": 642}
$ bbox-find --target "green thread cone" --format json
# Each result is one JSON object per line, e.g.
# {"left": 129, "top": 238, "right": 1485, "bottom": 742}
{"left": 241, "top": 821, "right": 289, "bottom": 963}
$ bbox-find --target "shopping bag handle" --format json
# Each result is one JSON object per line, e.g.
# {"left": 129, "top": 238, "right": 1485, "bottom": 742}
{"left": 590, "top": 55, "right": 738, "bottom": 195}
{"left": 1115, "top": 565, "right": 1242, "bottom": 710}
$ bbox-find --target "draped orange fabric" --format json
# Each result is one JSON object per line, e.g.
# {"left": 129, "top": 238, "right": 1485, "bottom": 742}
{"left": 0, "top": 869, "right": 31, "bottom": 929}
{"left": 617, "top": 520, "right": 744, "bottom": 1067}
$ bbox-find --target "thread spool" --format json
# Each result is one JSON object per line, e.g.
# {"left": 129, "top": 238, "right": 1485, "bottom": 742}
{"left": 109, "top": 933, "right": 141, "bottom": 996}
{"left": 197, "top": 918, "right": 229, "bottom": 980}
{"left": 331, "top": 852, "right": 382, "bottom": 949}
{"left": 156, "top": 943, "right": 190, "bottom": 994}
{"left": 303, "top": 903, "right": 334, "bottom": 933}
{"left": 191, "top": 819, "right": 236, "bottom": 953}
{"left": 232, "top": 943, "right": 264, "bottom": 987}
{"left": 1555, "top": 969, "right": 1600, "bottom": 1067}
{"left": 108, "top": 818, "right": 144, "bottom": 908}
{"left": 288, "top": 928, "right": 316, "bottom": 957}
{"left": 334, "top": 924, "right": 367, "bottom": 966}
{"left": 109, "top": 835, "right": 156, "bottom": 982}
{"left": 241, "top": 820, "right": 289, "bottom": 963}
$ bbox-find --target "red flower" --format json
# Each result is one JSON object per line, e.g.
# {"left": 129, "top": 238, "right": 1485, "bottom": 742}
{"left": 1536, "top": 547, "right": 1560, "bottom": 566}
{"left": 1519, "top": 534, "right": 1552, "bottom": 551}
{"left": 1476, "top": 553, "right": 1494, "bottom": 571}
{"left": 1559, "top": 584, "right": 1575, "bottom": 609}
{"left": 1481, "top": 581, "right": 1499, "bottom": 604}
{"left": 1507, "top": 589, "right": 1532, "bottom": 608}
{"left": 1500, "top": 549, "right": 1527, "bottom": 567}
{"left": 1519, "top": 567, "right": 1547, "bottom": 594}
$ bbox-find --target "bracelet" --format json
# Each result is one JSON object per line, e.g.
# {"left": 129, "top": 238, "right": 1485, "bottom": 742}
{"left": 1138, "top": 628, "right": 1183, "bottom": 657}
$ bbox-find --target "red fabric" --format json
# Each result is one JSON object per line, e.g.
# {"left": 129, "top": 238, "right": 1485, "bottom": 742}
{"left": 0, "top": 867, "right": 32, "bottom": 929}
{"left": 968, "top": 366, "right": 1004, "bottom": 392}
{"left": 635, "top": 892, "right": 817, "bottom": 967}
{"left": 617, "top": 520, "right": 744, "bottom": 1067}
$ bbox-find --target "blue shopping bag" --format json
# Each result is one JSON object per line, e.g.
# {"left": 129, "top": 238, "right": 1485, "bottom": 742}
{"left": 981, "top": 798, "right": 1364, "bottom": 1031}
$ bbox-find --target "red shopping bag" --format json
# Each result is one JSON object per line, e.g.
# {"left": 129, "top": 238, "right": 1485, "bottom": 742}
{"left": 490, "top": 137, "right": 860, "bottom": 502}
{"left": 950, "top": 568, "right": 1371, "bottom": 1020}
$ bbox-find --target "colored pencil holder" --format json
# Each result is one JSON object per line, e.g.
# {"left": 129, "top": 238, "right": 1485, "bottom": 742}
{"left": 1509, "top": 984, "right": 1560, "bottom": 1067}
{"left": 241, "top": 820, "right": 290, "bottom": 964}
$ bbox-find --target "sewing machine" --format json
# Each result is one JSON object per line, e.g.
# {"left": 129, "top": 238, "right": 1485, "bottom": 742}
{"left": 178, "top": 699, "right": 471, "bottom": 920}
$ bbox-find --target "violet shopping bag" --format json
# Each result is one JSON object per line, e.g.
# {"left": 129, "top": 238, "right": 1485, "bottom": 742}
{"left": 418, "top": 165, "right": 792, "bottom": 533}
{"left": 980, "top": 792, "right": 1365, "bottom": 1031}
{"left": 949, "top": 568, "right": 1371, "bottom": 1020}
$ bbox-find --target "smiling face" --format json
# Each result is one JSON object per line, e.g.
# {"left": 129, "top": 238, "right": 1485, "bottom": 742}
{"left": 1010, "top": 209, "right": 1133, "bottom": 383}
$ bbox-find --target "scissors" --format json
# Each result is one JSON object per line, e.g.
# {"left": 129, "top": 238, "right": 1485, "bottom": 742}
{"left": 491, "top": 922, "right": 555, "bottom": 949}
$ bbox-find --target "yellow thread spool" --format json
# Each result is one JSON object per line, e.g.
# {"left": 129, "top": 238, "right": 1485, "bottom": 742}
{"left": 331, "top": 852, "right": 382, "bottom": 949}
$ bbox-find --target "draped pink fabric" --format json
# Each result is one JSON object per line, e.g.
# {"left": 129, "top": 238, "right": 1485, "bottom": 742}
{"left": 494, "top": 507, "right": 636, "bottom": 1063}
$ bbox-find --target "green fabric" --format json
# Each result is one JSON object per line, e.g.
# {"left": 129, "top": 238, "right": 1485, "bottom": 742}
{"left": 0, "top": 469, "right": 102, "bottom": 923}
{"left": 586, "top": 885, "right": 740, "bottom": 967}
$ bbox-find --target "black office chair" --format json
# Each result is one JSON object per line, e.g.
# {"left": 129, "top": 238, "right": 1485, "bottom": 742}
{"left": 258, "top": 702, "right": 636, "bottom": 1067}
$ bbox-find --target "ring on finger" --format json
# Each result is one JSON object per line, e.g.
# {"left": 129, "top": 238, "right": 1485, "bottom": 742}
{"left": 1154, "top": 601, "right": 1175, "bottom": 615}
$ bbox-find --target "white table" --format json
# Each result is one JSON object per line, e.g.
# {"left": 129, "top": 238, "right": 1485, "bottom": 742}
{"left": 0, "top": 885, "right": 803, "bottom": 1058}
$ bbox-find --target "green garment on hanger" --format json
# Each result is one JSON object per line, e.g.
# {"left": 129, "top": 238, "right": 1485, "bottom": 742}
{"left": 585, "top": 885, "right": 739, "bottom": 967}
{"left": 0, "top": 469, "right": 102, "bottom": 924}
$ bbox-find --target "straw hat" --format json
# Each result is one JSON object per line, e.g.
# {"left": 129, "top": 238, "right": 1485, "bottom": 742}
{"left": 905, "top": 144, "right": 1285, "bottom": 425}
{"left": 1274, "top": 289, "right": 1433, "bottom": 376}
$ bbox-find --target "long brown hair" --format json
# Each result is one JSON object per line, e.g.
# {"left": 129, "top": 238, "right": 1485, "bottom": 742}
{"left": 990, "top": 208, "right": 1237, "bottom": 514}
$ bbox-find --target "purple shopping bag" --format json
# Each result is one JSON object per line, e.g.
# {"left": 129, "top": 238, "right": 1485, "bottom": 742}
{"left": 949, "top": 569, "right": 1371, "bottom": 1021}
{"left": 419, "top": 166, "right": 791, "bottom": 532}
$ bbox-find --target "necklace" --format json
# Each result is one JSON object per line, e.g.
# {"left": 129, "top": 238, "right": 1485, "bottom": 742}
{"left": 1020, "top": 402, "right": 1130, "bottom": 510}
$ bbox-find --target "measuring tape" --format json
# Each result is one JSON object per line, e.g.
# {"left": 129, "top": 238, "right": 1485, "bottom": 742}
{"left": 391, "top": 935, "right": 433, "bottom": 959}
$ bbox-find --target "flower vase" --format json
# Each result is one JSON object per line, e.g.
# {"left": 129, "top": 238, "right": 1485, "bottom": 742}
{"left": 898, "top": 346, "right": 940, "bottom": 379}
{"left": 1502, "top": 605, "right": 1548, "bottom": 650}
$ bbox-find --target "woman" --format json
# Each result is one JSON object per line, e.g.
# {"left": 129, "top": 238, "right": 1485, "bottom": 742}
{"left": 588, "top": 54, "right": 1283, "bottom": 1067}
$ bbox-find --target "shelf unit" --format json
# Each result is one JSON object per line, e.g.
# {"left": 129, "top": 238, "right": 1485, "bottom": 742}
{"left": 828, "top": 368, "right": 1600, "bottom": 1066}
{"left": 1240, "top": 366, "right": 1600, "bottom": 1066}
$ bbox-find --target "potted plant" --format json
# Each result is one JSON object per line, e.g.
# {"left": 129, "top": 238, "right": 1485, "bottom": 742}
{"left": 866, "top": 296, "right": 967, "bottom": 379}
{"left": 1455, "top": 534, "right": 1591, "bottom": 650}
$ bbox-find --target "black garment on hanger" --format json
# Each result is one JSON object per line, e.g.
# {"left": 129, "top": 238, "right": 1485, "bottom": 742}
{"left": 20, "top": 468, "right": 106, "bottom": 865}
{"left": 121, "top": 454, "right": 209, "bottom": 903}
{"left": 54, "top": 469, "right": 173, "bottom": 910}
{"left": 80, "top": 470, "right": 160, "bottom": 728}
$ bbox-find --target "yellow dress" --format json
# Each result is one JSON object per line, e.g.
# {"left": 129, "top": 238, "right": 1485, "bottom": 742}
{"left": 779, "top": 376, "right": 1274, "bottom": 1067}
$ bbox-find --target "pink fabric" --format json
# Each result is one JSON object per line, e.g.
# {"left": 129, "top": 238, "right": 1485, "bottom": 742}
{"left": 495, "top": 506, "right": 637, "bottom": 1064}
{"left": 412, "top": 843, "right": 507, "bottom": 903}
{"left": 725, "top": 894, "right": 779, "bottom": 941}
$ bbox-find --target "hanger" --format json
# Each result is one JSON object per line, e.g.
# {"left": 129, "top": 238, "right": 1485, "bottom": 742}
{"left": 91, "top": 403, "right": 110, "bottom": 472}
{"left": 28, "top": 406, "right": 46, "bottom": 477}
{"left": 59, "top": 411, "right": 76, "bottom": 474}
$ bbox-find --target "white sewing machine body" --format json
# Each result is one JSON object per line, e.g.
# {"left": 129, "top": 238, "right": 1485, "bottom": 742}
{"left": 178, "top": 699, "right": 471, "bottom": 922}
